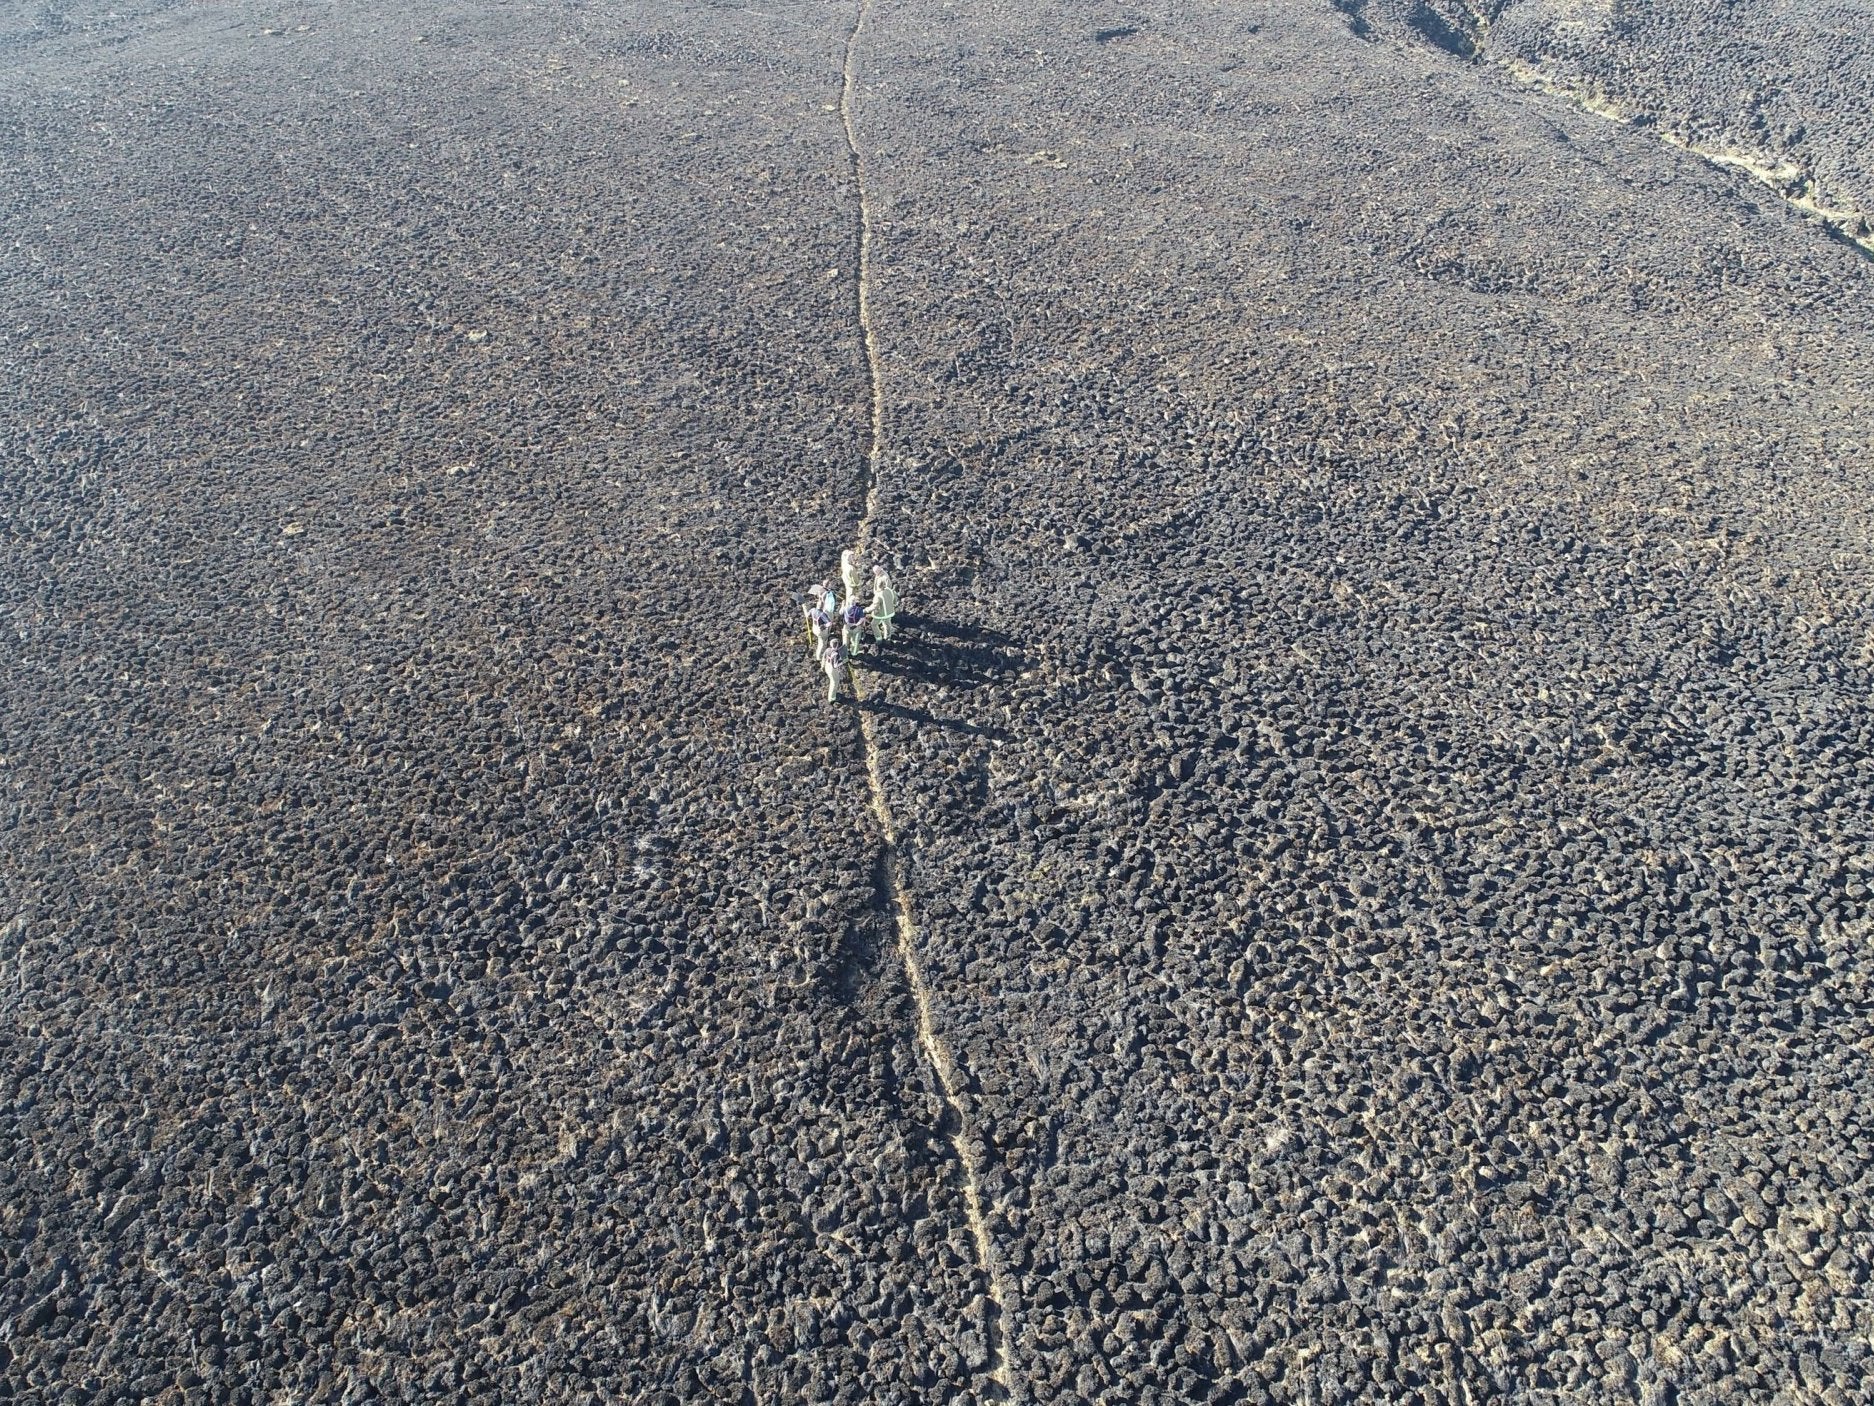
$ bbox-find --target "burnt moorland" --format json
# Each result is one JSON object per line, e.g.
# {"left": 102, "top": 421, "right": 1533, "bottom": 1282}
{"left": 1348, "top": 0, "right": 1874, "bottom": 248}
{"left": 4, "top": 0, "right": 1872, "bottom": 1403}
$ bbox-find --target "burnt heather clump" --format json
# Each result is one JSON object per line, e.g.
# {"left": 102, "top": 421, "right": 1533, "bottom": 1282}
{"left": 5, "top": 0, "right": 1872, "bottom": 1402}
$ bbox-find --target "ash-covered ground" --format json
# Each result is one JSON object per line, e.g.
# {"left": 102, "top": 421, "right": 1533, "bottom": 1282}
{"left": 3, "top": 1, "right": 1872, "bottom": 1403}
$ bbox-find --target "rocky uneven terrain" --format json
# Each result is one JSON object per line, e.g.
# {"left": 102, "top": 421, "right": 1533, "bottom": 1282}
{"left": 4, "top": 0, "right": 1871, "bottom": 1403}
{"left": 1349, "top": 0, "right": 1874, "bottom": 249}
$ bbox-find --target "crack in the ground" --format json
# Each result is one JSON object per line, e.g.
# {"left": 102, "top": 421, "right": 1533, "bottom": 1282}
{"left": 837, "top": 2, "right": 1020, "bottom": 1398}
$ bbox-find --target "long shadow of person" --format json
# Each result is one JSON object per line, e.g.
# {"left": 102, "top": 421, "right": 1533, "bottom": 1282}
{"left": 856, "top": 611, "right": 1023, "bottom": 693}
{"left": 901, "top": 613, "right": 1017, "bottom": 648}
{"left": 856, "top": 692, "right": 1010, "bottom": 741}
{"left": 848, "top": 611, "right": 1021, "bottom": 737}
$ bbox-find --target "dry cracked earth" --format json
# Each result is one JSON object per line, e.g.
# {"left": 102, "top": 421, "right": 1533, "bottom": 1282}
{"left": 3, "top": 1, "right": 1872, "bottom": 1403}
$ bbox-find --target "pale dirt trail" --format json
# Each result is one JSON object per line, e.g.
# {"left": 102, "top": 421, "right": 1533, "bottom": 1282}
{"left": 837, "top": 0, "right": 1021, "bottom": 1398}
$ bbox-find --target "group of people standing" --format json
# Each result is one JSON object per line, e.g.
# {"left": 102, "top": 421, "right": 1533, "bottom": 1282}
{"left": 801, "top": 549, "right": 899, "bottom": 701}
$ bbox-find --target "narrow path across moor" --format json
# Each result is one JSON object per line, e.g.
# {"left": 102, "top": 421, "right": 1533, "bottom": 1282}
{"left": 836, "top": 1, "right": 1020, "bottom": 1398}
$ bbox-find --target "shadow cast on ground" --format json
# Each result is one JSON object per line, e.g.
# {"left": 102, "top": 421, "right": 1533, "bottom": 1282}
{"left": 843, "top": 612, "right": 1019, "bottom": 738}
{"left": 856, "top": 612, "right": 1024, "bottom": 692}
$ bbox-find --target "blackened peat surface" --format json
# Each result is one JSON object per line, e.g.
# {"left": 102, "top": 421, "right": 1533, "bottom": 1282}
{"left": 3, "top": 1, "right": 1873, "bottom": 1405}
{"left": 847, "top": 1, "right": 1873, "bottom": 1402}
{"left": 1347, "top": 0, "right": 1874, "bottom": 247}
{"left": 2, "top": 3, "right": 995, "bottom": 1402}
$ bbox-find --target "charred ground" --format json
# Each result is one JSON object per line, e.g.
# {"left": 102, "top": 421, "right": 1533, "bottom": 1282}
{"left": 1343, "top": 0, "right": 1874, "bottom": 250}
{"left": 3, "top": 1, "right": 1872, "bottom": 1404}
